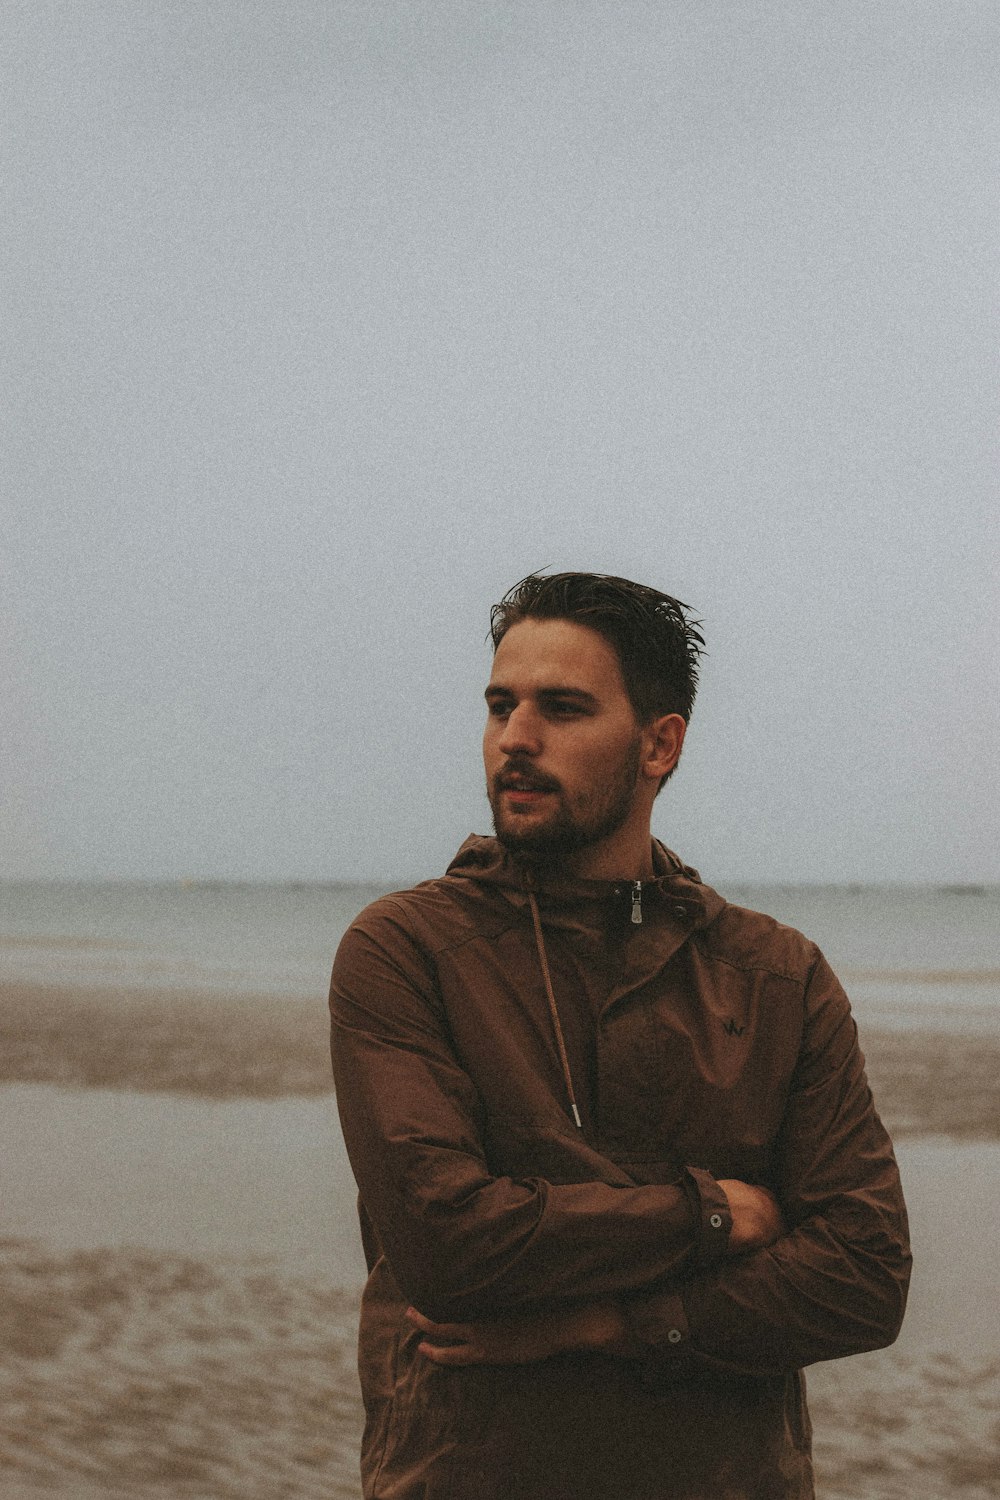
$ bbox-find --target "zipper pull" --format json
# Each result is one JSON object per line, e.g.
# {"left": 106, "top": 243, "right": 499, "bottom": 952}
{"left": 631, "top": 881, "right": 643, "bottom": 925}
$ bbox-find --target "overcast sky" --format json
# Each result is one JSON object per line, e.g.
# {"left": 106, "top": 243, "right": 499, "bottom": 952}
{"left": 3, "top": 0, "right": 998, "bottom": 885}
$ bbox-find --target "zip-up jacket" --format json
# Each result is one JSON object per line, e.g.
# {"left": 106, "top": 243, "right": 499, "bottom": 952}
{"left": 329, "top": 836, "right": 910, "bottom": 1499}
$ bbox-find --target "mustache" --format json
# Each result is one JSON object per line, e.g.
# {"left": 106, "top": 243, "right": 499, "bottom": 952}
{"left": 494, "top": 762, "right": 561, "bottom": 794}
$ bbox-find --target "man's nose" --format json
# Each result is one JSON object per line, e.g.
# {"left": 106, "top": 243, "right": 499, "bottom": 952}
{"left": 497, "top": 704, "right": 542, "bottom": 757}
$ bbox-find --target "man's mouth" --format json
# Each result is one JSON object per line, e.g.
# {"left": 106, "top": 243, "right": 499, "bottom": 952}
{"left": 496, "top": 773, "right": 558, "bottom": 798}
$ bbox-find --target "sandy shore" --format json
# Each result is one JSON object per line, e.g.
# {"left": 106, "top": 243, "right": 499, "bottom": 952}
{"left": 4, "top": 1220, "right": 997, "bottom": 1500}
{"left": 0, "top": 983, "right": 333, "bottom": 1099}
{"left": 2, "top": 982, "right": 1000, "bottom": 1499}
{"left": 4, "top": 978, "right": 1000, "bottom": 1139}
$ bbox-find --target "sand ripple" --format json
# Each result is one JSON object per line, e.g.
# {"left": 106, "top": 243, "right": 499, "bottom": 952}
{"left": 0, "top": 1241, "right": 363, "bottom": 1499}
{"left": 2, "top": 1241, "right": 999, "bottom": 1500}
{"left": 808, "top": 1349, "right": 1000, "bottom": 1500}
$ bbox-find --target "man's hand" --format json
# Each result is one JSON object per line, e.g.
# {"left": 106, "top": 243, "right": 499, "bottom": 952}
{"left": 406, "top": 1302, "right": 634, "bottom": 1367}
{"left": 717, "top": 1179, "right": 786, "bottom": 1254}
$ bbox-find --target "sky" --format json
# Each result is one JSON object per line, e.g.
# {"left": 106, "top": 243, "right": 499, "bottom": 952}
{"left": 3, "top": 0, "right": 998, "bottom": 885}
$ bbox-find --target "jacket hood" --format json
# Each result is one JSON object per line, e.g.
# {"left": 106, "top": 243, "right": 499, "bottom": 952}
{"left": 445, "top": 833, "right": 725, "bottom": 932}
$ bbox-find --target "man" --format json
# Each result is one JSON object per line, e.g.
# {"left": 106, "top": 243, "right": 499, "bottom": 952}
{"left": 330, "top": 571, "right": 910, "bottom": 1500}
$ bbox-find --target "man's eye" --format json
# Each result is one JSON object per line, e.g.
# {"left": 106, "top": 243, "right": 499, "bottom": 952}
{"left": 487, "top": 701, "right": 512, "bottom": 718}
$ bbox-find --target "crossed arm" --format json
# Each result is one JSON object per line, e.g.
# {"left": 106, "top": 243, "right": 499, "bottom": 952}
{"left": 408, "top": 1178, "right": 786, "bottom": 1366}
{"left": 331, "top": 915, "right": 910, "bottom": 1381}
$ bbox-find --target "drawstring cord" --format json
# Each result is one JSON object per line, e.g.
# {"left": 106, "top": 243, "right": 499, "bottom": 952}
{"left": 526, "top": 889, "right": 583, "bottom": 1130}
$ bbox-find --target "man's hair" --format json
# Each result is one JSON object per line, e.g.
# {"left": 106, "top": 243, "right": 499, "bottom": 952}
{"left": 490, "top": 572, "right": 705, "bottom": 726}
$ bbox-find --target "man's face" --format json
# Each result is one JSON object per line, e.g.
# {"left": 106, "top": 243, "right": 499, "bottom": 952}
{"left": 483, "top": 618, "right": 646, "bottom": 863}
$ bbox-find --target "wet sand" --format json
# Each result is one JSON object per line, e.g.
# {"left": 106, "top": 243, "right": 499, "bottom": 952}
{"left": 5, "top": 977, "right": 1000, "bottom": 1138}
{"left": 2, "top": 982, "right": 999, "bottom": 1499}
{"left": 0, "top": 1085, "right": 365, "bottom": 1279}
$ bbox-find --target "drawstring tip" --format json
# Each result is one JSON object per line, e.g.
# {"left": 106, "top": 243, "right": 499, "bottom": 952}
{"left": 571, "top": 1103, "right": 582, "bottom": 1129}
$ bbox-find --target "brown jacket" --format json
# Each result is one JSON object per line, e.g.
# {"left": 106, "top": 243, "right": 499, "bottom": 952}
{"left": 330, "top": 836, "right": 910, "bottom": 1499}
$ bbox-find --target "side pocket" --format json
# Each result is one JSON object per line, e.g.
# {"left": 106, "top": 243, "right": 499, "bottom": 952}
{"left": 368, "top": 1324, "right": 403, "bottom": 1496}
{"left": 373, "top": 1338, "right": 475, "bottom": 1499}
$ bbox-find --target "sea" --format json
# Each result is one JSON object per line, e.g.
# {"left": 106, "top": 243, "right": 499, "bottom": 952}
{"left": 2, "top": 878, "right": 999, "bottom": 1035}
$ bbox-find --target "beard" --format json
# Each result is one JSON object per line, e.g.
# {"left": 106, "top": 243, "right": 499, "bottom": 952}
{"left": 488, "top": 737, "right": 642, "bottom": 862}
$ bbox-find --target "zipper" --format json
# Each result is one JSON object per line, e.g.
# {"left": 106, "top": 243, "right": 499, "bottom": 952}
{"left": 630, "top": 881, "right": 643, "bottom": 925}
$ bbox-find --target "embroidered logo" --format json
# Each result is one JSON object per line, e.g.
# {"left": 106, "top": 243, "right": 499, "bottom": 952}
{"left": 722, "top": 1018, "right": 746, "bottom": 1037}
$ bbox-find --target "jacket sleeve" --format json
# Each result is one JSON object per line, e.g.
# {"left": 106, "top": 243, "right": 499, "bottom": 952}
{"left": 623, "top": 951, "right": 912, "bottom": 1378}
{"left": 329, "top": 909, "right": 732, "bottom": 1322}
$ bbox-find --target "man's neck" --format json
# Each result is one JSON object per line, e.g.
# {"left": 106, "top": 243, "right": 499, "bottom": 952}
{"left": 559, "top": 835, "right": 656, "bottom": 884}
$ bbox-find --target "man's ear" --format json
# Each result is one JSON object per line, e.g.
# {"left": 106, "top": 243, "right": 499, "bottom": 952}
{"left": 642, "top": 714, "right": 686, "bottom": 783}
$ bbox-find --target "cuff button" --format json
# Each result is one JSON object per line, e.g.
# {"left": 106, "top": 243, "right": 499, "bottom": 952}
{"left": 667, "top": 1328, "right": 683, "bottom": 1344}
{"left": 709, "top": 1213, "right": 723, "bottom": 1229}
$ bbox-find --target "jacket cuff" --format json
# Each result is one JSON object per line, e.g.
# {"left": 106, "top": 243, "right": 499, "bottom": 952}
{"left": 622, "top": 1288, "right": 695, "bottom": 1384}
{"left": 683, "top": 1165, "right": 732, "bottom": 1267}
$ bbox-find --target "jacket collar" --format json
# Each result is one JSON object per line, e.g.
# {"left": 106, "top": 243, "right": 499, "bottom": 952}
{"left": 445, "top": 833, "right": 725, "bottom": 934}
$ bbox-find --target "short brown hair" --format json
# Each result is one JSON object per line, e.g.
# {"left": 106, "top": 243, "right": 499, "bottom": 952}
{"left": 490, "top": 572, "right": 705, "bottom": 726}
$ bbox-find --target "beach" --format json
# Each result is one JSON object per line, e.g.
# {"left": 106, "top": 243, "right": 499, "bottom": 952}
{"left": 3, "top": 883, "right": 1000, "bottom": 1499}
